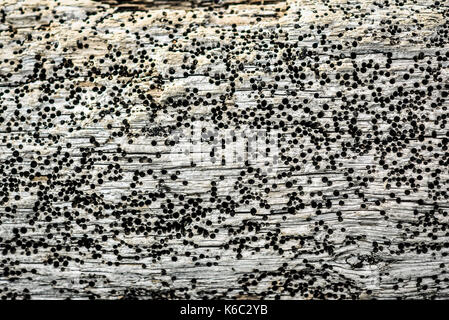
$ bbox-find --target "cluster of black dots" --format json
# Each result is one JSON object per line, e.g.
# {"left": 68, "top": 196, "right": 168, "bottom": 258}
{"left": 0, "top": 0, "right": 448, "bottom": 299}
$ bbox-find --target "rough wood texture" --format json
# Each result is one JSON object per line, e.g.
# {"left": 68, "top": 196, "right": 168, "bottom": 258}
{"left": 0, "top": 0, "right": 448, "bottom": 300}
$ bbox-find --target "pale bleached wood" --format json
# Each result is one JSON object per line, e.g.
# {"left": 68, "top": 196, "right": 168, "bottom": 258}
{"left": 0, "top": 0, "right": 448, "bottom": 300}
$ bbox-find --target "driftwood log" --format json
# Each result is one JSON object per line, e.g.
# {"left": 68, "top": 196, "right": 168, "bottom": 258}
{"left": 0, "top": 0, "right": 448, "bottom": 300}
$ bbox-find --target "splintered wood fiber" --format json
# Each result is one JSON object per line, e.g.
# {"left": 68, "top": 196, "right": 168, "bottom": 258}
{"left": 0, "top": 0, "right": 449, "bottom": 299}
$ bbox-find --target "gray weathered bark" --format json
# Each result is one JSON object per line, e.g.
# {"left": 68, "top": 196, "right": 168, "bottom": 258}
{"left": 0, "top": 0, "right": 448, "bottom": 299}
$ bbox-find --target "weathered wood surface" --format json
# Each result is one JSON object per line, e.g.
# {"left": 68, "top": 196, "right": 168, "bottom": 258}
{"left": 0, "top": 0, "right": 448, "bottom": 300}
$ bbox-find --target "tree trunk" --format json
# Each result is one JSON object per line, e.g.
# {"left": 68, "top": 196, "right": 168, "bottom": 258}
{"left": 0, "top": 0, "right": 448, "bottom": 299}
